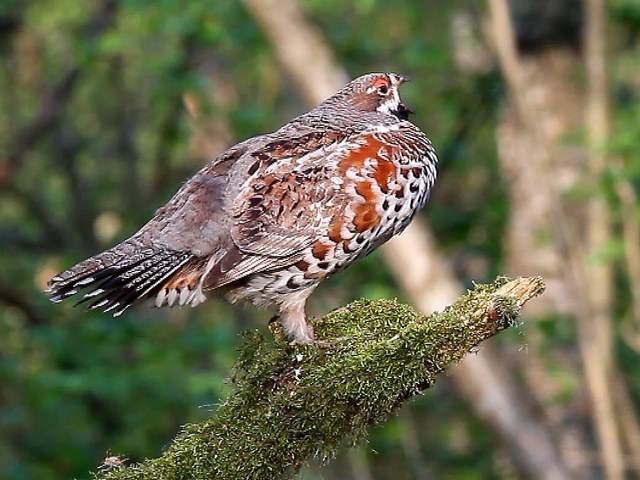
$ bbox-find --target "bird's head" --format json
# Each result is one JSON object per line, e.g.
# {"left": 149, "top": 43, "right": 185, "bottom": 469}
{"left": 337, "top": 72, "right": 413, "bottom": 120}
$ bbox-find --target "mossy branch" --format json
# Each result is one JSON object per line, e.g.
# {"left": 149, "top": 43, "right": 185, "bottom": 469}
{"left": 96, "top": 276, "right": 545, "bottom": 480}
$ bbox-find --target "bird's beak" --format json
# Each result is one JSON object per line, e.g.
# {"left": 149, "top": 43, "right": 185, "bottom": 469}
{"left": 389, "top": 73, "right": 411, "bottom": 86}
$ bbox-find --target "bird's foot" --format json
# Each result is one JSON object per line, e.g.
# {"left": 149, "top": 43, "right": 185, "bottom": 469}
{"left": 288, "top": 321, "right": 315, "bottom": 346}
{"left": 269, "top": 315, "right": 315, "bottom": 345}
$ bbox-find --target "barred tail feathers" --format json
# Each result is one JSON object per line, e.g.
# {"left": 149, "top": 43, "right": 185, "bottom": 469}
{"left": 46, "top": 241, "right": 195, "bottom": 316}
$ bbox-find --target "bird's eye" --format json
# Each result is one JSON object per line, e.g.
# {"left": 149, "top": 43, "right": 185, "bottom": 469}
{"left": 372, "top": 78, "right": 391, "bottom": 96}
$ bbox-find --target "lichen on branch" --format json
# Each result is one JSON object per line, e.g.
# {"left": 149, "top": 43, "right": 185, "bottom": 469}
{"left": 96, "top": 276, "right": 544, "bottom": 480}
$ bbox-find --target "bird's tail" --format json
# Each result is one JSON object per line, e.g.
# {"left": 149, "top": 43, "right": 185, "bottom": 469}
{"left": 46, "top": 238, "right": 195, "bottom": 316}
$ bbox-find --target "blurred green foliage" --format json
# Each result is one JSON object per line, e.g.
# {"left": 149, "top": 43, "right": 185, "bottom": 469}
{"left": 0, "top": 0, "right": 639, "bottom": 479}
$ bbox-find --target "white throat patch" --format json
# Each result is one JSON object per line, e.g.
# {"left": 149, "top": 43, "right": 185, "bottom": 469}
{"left": 376, "top": 89, "right": 401, "bottom": 116}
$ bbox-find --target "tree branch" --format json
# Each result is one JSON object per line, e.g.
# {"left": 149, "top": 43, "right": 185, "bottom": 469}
{"left": 95, "top": 276, "right": 544, "bottom": 480}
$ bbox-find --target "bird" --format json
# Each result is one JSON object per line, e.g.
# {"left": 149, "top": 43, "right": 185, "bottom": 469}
{"left": 46, "top": 72, "right": 438, "bottom": 345}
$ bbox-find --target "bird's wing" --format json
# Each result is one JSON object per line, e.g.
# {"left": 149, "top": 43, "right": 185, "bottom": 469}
{"left": 47, "top": 121, "right": 436, "bottom": 310}
{"left": 143, "top": 141, "right": 250, "bottom": 255}
{"left": 203, "top": 122, "right": 436, "bottom": 289}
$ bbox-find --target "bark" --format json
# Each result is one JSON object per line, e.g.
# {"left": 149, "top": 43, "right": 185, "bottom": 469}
{"left": 389, "top": 224, "right": 572, "bottom": 480}
{"left": 95, "top": 277, "right": 545, "bottom": 480}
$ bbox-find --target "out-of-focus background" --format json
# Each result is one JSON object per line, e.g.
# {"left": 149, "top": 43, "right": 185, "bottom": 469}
{"left": 1, "top": 0, "right": 639, "bottom": 478}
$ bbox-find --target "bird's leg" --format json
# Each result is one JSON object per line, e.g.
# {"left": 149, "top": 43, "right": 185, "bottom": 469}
{"left": 293, "top": 322, "right": 315, "bottom": 346}
{"left": 279, "top": 304, "right": 315, "bottom": 346}
{"left": 275, "top": 290, "right": 317, "bottom": 345}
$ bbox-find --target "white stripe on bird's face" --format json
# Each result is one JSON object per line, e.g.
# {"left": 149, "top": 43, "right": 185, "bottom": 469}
{"left": 376, "top": 87, "right": 402, "bottom": 116}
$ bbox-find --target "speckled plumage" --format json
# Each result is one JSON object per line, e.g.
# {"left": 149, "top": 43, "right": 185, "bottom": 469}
{"left": 47, "top": 72, "right": 438, "bottom": 344}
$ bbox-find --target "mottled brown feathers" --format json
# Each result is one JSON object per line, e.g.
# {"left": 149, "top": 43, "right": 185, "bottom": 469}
{"left": 46, "top": 72, "right": 438, "bottom": 344}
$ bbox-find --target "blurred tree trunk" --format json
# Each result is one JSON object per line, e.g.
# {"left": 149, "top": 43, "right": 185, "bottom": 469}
{"left": 487, "top": 0, "right": 640, "bottom": 478}
{"left": 583, "top": 2, "right": 624, "bottom": 478}
{"left": 244, "top": 0, "right": 572, "bottom": 478}
{"left": 496, "top": 48, "right": 583, "bottom": 316}
{"left": 491, "top": 35, "right": 595, "bottom": 480}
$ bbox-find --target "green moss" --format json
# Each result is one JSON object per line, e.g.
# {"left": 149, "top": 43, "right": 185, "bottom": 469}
{"left": 95, "top": 276, "right": 542, "bottom": 480}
